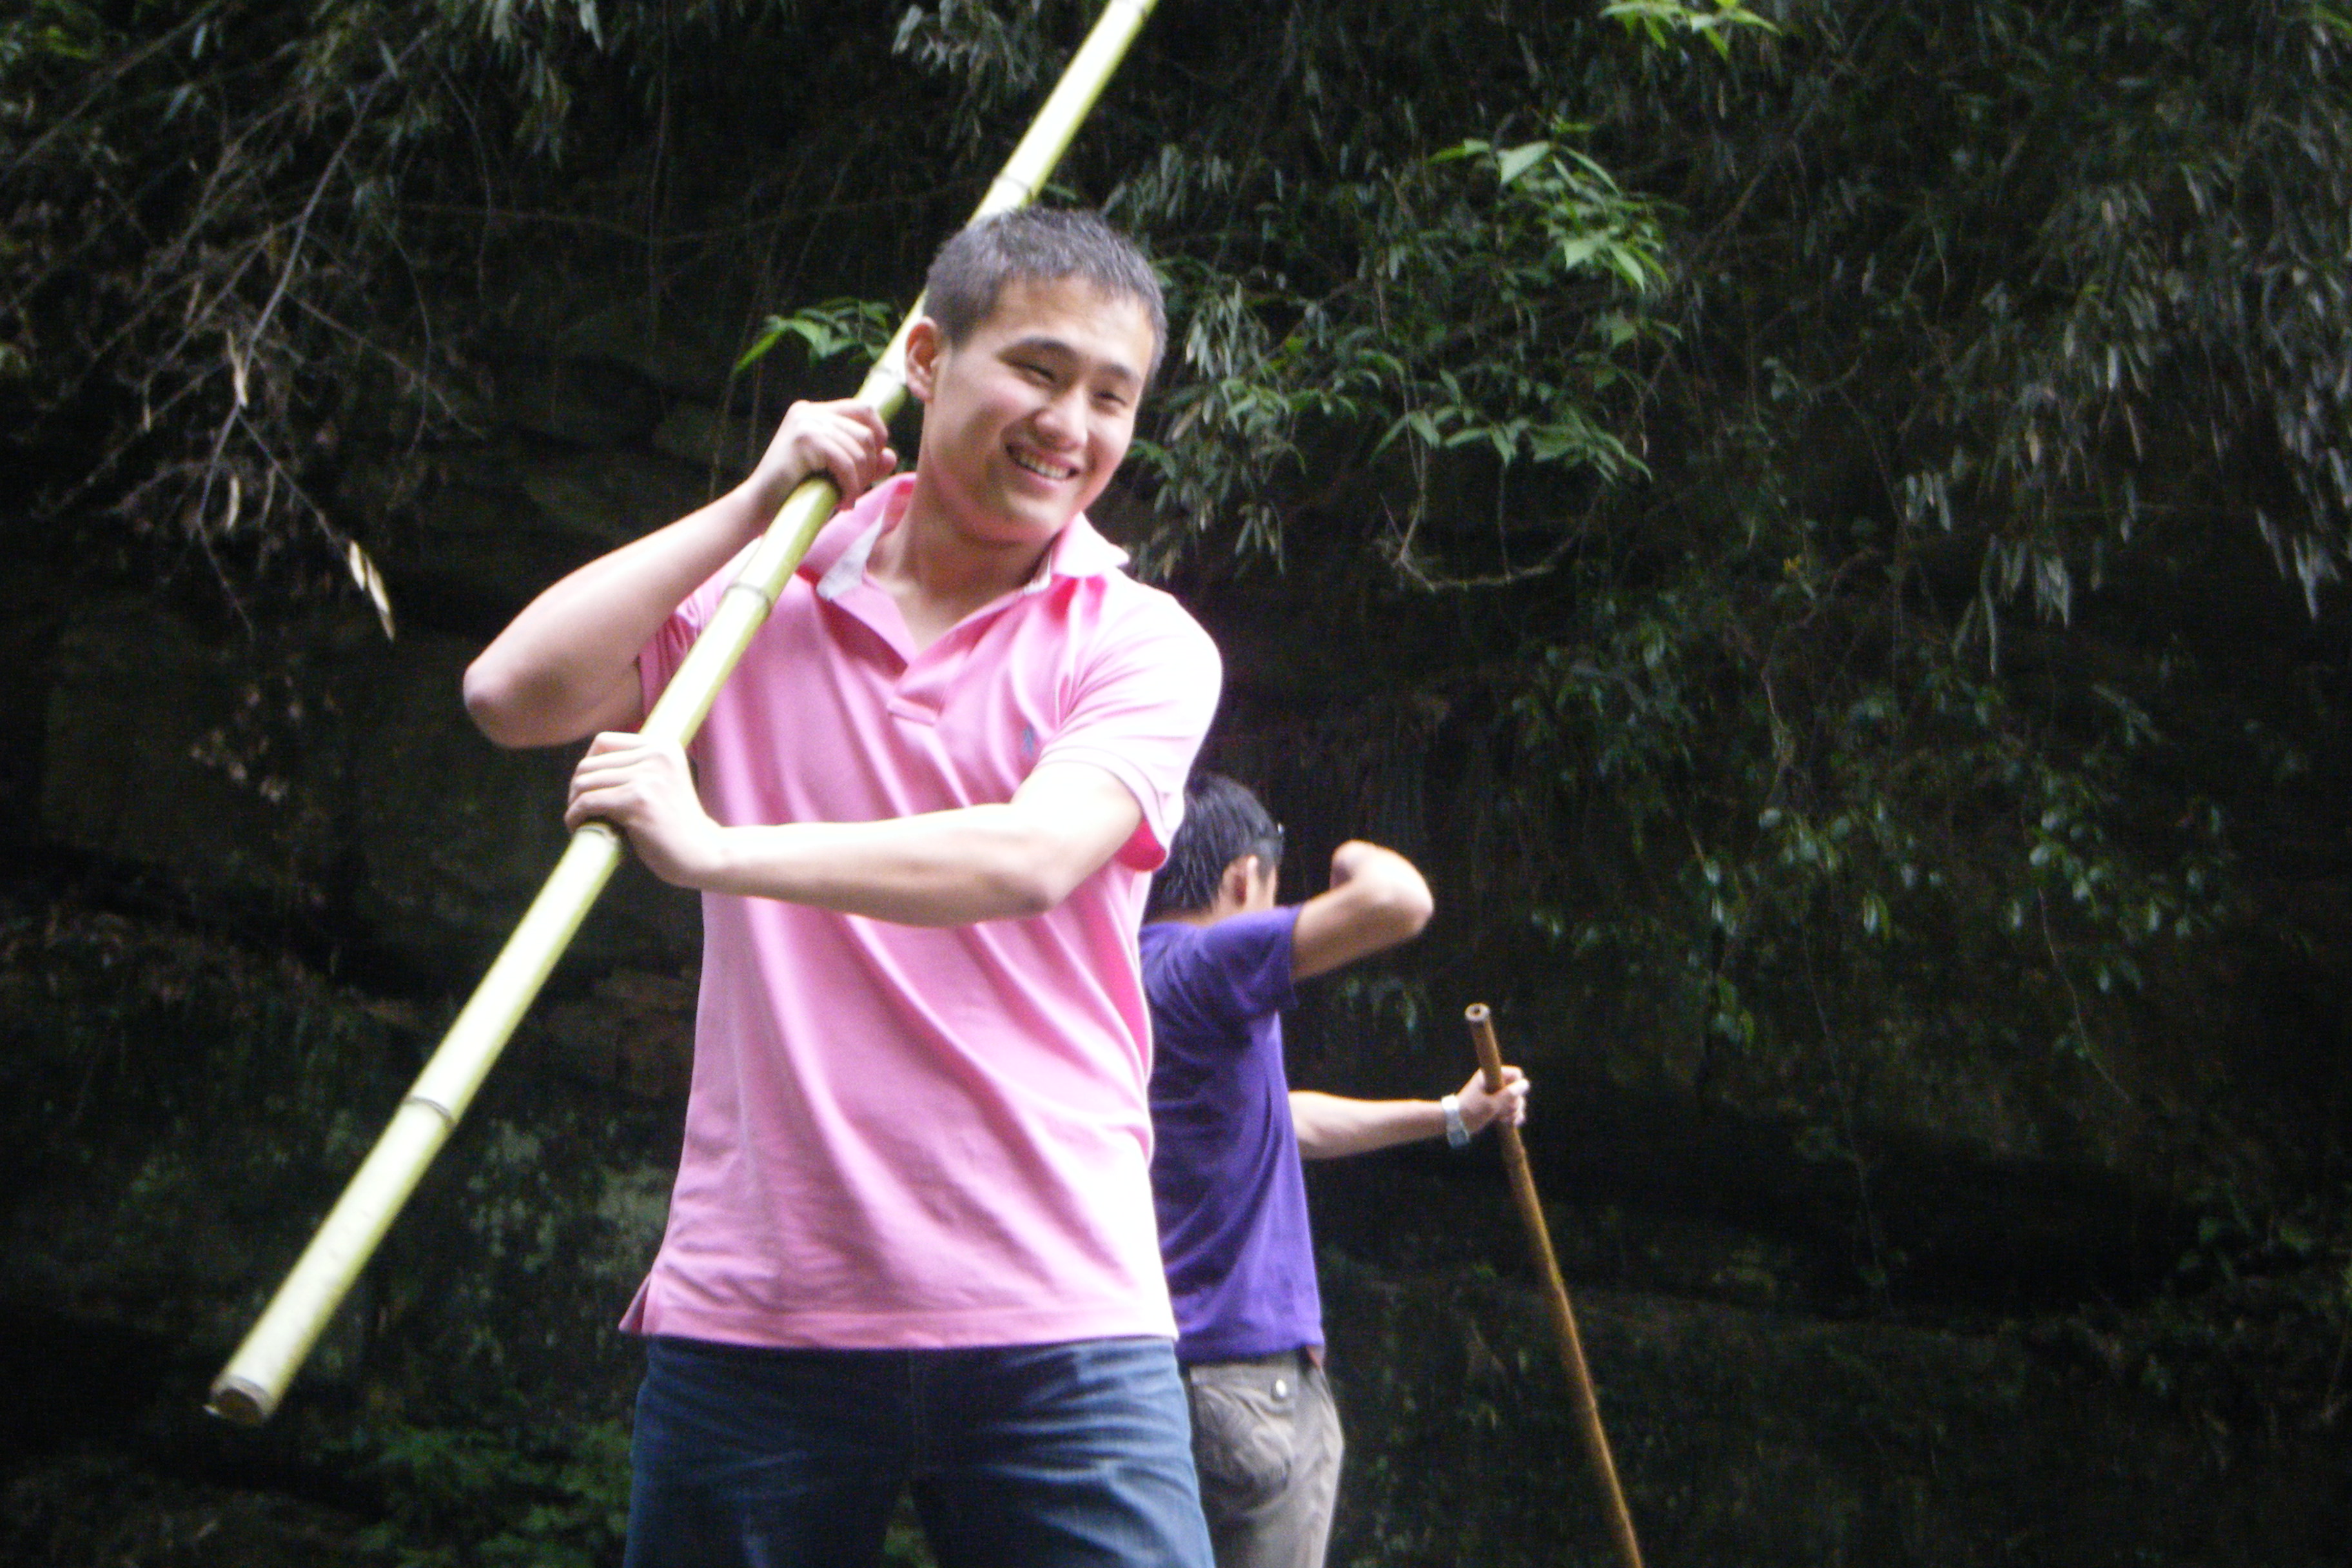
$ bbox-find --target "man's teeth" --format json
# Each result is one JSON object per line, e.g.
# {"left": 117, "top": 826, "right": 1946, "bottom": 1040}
{"left": 1011, "top": 450, "right": 1077, "bottom": 479}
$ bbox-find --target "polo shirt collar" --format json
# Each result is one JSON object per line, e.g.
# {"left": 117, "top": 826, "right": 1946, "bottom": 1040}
{"left": 803, "top": 473, "right": 1129, "bottom": 603}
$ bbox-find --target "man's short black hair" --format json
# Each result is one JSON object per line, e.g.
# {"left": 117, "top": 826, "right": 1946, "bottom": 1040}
{"left": 1146, "top": 772, "right": 1283, "bottom": 920}
{"left": 925, "top": 207, "right": 1166, "bottom": 381}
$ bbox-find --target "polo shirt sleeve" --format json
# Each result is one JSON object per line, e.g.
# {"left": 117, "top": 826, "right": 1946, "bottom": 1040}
{"left": 636, "top": 553, "right": 740, "bottom": 718}
{"left": 1037, "top": 589, "right": 1223, "bottom": 871}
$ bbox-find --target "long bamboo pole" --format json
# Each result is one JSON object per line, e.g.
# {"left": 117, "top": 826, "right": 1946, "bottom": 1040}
{"left": 206, "top": 0, "right": 1161, "bottom": 1426}
{"left": 1464, "top": 1003, "right": 1646, "bottom": 1568}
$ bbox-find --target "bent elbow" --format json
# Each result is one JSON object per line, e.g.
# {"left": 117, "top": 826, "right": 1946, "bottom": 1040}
{"left": 461, "top": 658, "right": 531, "bottom": 749}
{"left": 462, "top": 654, "right": 583, "bottom": 750}
{"left": 995, "top": 864, "right": 1069, "bottom": 921}
{"left": 1395, "top": 884, "right": 1436, "bottom": 939}
{"left": 1378, "top": 874, "right": 1435, "bottom": 942}
{"left": 983, "top": 836, "right": 1102, "bottom": 921}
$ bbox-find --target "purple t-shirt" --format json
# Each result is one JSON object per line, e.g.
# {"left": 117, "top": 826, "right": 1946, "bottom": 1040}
{"left": 1143, "top": 907, "right": 1322, "bottom": 1362}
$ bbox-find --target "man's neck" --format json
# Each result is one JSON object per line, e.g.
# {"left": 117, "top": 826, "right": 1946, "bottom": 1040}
{"left": 868, "top": 488, "right": 1056, "bottom": 650}
{"left": 1152, "top": 898, "right": 1248, "bottom": 928}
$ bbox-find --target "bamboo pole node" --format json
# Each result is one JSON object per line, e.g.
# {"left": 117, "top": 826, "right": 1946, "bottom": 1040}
{"left": 1464, "top": 1003, "right": 1647, "bottom": 1568}
{"left": 721, "top": 578, "right": 781, "bottom": 611}
{"left": 400, "top": 1095, "right": 456, "bottom": 1129}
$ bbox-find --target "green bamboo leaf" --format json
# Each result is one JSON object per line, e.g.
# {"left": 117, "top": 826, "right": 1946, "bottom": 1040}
{"left": 1496, "top": 141, "right": 1551, "bottom": 188}
{"left": 1556, "top": 235, "right": 1605, "bottom": 272}
{"left": 733, "top": 317, "right": 792, "bottom": 373}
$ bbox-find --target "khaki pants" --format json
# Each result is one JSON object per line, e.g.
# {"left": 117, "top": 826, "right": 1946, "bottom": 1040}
{"left": 1182, "top": 1355, "right": 1343, "bottom": 1568}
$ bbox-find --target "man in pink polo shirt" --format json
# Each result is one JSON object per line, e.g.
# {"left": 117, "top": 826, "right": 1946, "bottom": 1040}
{"left": 464, "top": 209, "right": 1220, "bottom": 1568}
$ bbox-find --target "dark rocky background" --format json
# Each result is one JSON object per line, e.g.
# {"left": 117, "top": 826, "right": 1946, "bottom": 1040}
{"left": 6, "top": 1, "right": 2352, "bottom": 1562}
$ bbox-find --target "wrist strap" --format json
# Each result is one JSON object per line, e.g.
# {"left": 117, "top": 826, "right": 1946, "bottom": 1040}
{"left": 1441, "top": 1093, "right": 1469, "bottom": 1148}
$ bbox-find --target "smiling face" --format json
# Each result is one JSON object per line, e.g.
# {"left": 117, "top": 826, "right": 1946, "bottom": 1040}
{"left": 902, "top": 273, "right": 1160, "bottom": 559}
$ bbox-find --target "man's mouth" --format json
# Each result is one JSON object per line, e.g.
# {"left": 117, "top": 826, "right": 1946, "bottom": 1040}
{"left": 1009, "top": 448, "right": 1079, "bottom": 481}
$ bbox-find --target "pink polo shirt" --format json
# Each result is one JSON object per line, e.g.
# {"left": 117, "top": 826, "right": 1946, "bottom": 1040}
{"left": 620, "top": 474, "right": 1222, "bottom": 1349}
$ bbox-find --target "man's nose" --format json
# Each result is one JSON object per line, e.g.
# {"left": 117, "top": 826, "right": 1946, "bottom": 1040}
{"left": 1032, "top": 384, "right": 1086, "bottom": 446}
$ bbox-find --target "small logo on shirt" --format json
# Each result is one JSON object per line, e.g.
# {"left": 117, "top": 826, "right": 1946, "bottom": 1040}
{"left": 1019, "top": 724, "right": 1040, "bottom": 762}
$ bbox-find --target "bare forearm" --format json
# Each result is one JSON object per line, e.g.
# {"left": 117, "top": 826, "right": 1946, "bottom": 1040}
{"left": 1291, "top": 842, "right": 1435, "bottom": 979}
{"left": 569, "top": 749, "right": 1142, "bottom": 926}
{"left": 1289, "top": 1091, "right": 1446, "bottom": 1159}
{"left": 464, "top": 485, "right": 771, "bottom": 748}
{"left": 698, "top": 805, "right": 1086, "bottom": 925}
{"left": 1289, "top": 1066, "right": 1530, "bottom": 1158}
{"left": 467, "top": 398, "right": 896, "bottom": 750}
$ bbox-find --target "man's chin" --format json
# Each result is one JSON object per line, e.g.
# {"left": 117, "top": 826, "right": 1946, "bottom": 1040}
{"left": 994, "top": 482, "right": 1093, "bottom": 537}
{"left": 967, "top": 501, "right": 1072, "bottom": 551}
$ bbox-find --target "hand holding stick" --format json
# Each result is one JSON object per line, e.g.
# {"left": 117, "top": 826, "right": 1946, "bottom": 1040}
{"left": 1465, "top": 1002, "right": 1645, "bottom": 1568}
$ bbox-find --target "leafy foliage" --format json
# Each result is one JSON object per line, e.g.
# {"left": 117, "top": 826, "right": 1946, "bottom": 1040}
{"left": 1122, "top": 128, "right": 1667, "bottom": 573}
{"left": 736, "top": 297, "right": 900, "bottom": 372}
{"left": 3, "top": 0, "right": 482, "bottom": 611}
{"left": 1023, "top": 0, "right": 2352, "bottom": 1168}
{"left": 0, "top": 0, "right": 882, "bottom": 622}
{"left": 347, "top": 1418, "right": 630, "bottom": 1567}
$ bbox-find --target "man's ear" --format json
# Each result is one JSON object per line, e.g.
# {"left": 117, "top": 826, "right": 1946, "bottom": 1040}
{"left": 1218, "top": 855, "right": 1258, "bottom": 910}
{"left": 905, "top": 317, "right": 943, "bottom": 402}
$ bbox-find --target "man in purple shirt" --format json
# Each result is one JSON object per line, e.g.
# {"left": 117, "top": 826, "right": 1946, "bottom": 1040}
{"left": 1143, "top": 773, "right": 1529, "bottom": 1568}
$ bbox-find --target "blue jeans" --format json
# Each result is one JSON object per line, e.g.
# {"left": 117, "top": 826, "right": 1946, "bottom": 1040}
{"left": 623, "top": 1335, "right": 1214, "bottom": 1568}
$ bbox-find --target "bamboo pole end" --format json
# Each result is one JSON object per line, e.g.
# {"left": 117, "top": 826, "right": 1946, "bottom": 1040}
{"left": 1464, "top": 1003, "right": 1503, "bottom": 1087}
{"left": 205, "top": 1375, "right": 274, "bottom": 1427}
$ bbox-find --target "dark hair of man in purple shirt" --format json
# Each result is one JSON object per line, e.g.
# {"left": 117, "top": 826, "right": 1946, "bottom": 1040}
{"left": 1145, "top": 771, "right": 1285, "bottom": 919}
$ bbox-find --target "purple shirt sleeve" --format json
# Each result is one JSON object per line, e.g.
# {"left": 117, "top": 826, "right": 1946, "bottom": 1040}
{"left": 1144, "top": 908, "right": 1297, "bottom": 1046}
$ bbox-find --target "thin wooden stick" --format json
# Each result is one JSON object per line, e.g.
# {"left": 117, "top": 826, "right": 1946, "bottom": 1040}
{"left": 1465, "top": 1002, "right": 1646, "bottom": 1568}
{"left": 205, "top": 0, "right": 1162, "bottom": 1426}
